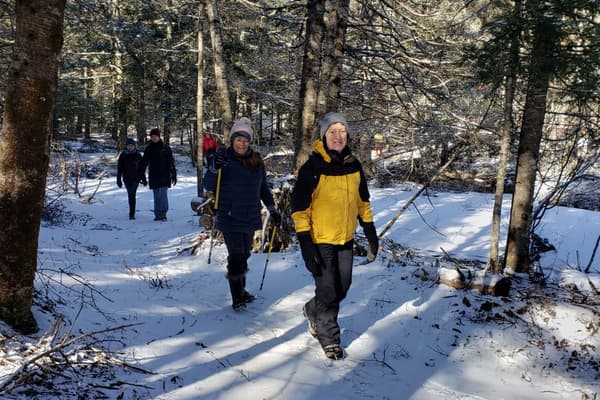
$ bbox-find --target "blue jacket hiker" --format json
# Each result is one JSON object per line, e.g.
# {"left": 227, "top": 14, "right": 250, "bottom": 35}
{"left": 139, "top": 128, "right": 177, "bottom": 221}
{"left": 203, "top": 117, "right": 281, "bottom": 311}
{"left": 117, "top": 138, "right": 146, "bottom": 220}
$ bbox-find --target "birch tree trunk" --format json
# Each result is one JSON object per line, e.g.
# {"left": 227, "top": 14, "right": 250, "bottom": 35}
{"left": 0, "top": 0, "right": 66, "bottom": 333}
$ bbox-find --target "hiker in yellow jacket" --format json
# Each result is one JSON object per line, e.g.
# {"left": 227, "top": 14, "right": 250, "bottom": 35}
{"left": 291, "top": 112, "right": 378, "bottom": 360}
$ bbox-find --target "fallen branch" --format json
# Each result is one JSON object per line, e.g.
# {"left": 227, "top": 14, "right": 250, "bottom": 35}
{"left": 81, "top": 171, "right": 107, "bottom": 204}
{"left": 0, "top": 321, "right": 144, "bottom": 392}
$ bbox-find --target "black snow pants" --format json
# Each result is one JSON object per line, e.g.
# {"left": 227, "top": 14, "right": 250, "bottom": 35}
{"left": 303, "top": 240, "right": 354, "bottom": 347}
{"left": 222, "top": 231, "right": 253, "bottom": 304}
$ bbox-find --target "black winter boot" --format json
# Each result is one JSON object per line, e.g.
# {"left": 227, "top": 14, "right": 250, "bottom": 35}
{"left": 323, "top": 344, "right": 344, "bottom": 360}
{"left": 240, "top": 276, "right": 256, "bottom": 303}
{"left": 228, "top": 277, "right": 245, "bottom": 310}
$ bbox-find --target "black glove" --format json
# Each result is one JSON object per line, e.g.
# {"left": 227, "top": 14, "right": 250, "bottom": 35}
{"left": 214, "top": 149, "right": 228, "bottom": 169}
{"left": 297, "top": 232, "right": 322, "bottom": 276}
{"left": 116, "top": 178, "right": 122, "bottom": 188}
{"left": 363, "top": 221, "right": 379, "bottom": 263}
{"left": 171, "top": 175, "right": 177, "bottom": 186}
{"left": 268, "top": 206, "right": 281, "bottom": 226}
{"left": 140, "top": 178, "right": 147, "bottom": 186}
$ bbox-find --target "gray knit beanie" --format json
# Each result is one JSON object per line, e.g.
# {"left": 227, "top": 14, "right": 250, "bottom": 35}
{"left": 320, "top": 112, "right": 349, "bottom": 139}
{"left": 230, "top": 117, "right": 253, "bottom": 142}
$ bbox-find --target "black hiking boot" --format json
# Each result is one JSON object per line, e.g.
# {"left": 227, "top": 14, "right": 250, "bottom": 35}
{"left": 302, "top": 305, "right": 317, "bottom": 338}
{"left": 232, "top": 299, "right": 246, "bottom": 311}
{"left": 229, "top": 277, "right": 245, "bottom": 311}
{"left": 323, "top": 344, "right": 344, "bottom": 360}
{"left": 241, "top": 290, "right": 256, "bottom": 304}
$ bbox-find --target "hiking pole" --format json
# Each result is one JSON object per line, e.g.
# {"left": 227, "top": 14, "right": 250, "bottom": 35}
{"left": 259, "top": 226, "right": 277, "bottom": 290}
{"left": 207, "top": 168, "right": 222, "bottom": 264}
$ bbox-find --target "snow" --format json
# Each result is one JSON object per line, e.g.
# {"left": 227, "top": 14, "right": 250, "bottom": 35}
{"left": 1, "top": 148, "right": 599, "bottom": 399}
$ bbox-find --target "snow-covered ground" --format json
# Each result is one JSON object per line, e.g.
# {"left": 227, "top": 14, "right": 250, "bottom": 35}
{"left": 1, "top": 147, "right": 599, "bottom": 400}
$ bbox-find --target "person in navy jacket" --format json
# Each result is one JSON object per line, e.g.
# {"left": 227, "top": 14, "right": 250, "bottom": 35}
{"left": 203, "top": 117, "right": 281, "bottom": 310}
{"left": 117, "top": 138, "right": 146, "bottom": 219}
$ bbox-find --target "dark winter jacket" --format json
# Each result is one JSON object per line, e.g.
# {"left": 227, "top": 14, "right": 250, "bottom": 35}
{"left": 203, "top": 147, "right": 275, "bottom": 233}
{"left": 117, "top": 149, "right": 143, "bottom": 186}
{"left": 291, "top": 139, "right": 374, "bottom": 244}
{"left": 139, "top": 139, "right": 176, "bottom": 189}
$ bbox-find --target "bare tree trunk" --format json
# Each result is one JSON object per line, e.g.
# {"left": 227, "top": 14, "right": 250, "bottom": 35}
{"left": 162, "top": 0, "right": 174, "bottom": 145}
{"left": 319, "top": 0, "right": 348, "bottom": 113}
{"left": 489, "top": 0, "right": 521, "bottom": 274}
{"left": 206, "top": 0, "right": 233, "bottom": 141}
{"left": 136, "top": 75, "right": 146, "bottom": 145}
{"left": 110, "top": 0, "right": 126, "bottom": 150}
{"left": 83, "top": 66, "right": 91, "bottom": 139}
{"left": 0, "top": 0, "right": 66, "bottom": 333}
{"left": 505, "top": 19, "right": 557, "bottom": 274}
{"left": 294, "top": 0, "right": 325, "bottom": 171}
{"left": 196, "top": 5, "right": 205, "bottom": 196}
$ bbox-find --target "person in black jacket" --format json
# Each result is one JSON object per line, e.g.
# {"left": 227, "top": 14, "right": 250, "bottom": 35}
{"left": 203, "top": 117, "right": 281, "bottom": 310}
{"left": 139, "top": 128, "right": 177, "bottom": 221}
{"left": 291, "top": 112, "right": 378, "bottom": 360}
{"left": 117, "top": 138, "right": 146, "bottom": 220}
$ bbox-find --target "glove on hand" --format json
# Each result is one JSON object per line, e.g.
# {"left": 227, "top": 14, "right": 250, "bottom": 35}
{"left": 297, "top": 232, "right": 322, "bottom": 276}
{"left": 213, "top": 149, "right": 228, "bottom": 169}
{"left": 268, "top": 206, "right": 281, "bottom": 225}
{"left": 363, "top": 222, "right": 379, "bottom": 263}
{"left": 171, "top": 175, "right": 177, "bottom": 186}
{"left": 116, "top": 179, "right": 122, "bottom": 188}
{"left": 140, "top": 178, "right": 147, "bottom": 186}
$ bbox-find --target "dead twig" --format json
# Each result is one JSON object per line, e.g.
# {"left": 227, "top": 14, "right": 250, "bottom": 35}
{"left": 0, "top": 322, "right": 144, "bottom": 392}
{"left": 378, "top": 142, "right": 466, "bottom": 238}
{"left": 584, "top": 233, "right": 600, "bottom": 273}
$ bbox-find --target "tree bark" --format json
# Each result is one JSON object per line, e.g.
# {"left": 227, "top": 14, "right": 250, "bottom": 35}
{"left": 162, "top": 0, "right": 174, "bottom": 145}
{"left": 294, "top": 0, "right": 324, "bottom": 171}
{"left": 0, "top": 0, "right": 66, "bottom": 333}
{"left": 109, "top": 0, "right": 127, "bottom": 149}
{"left": 318, "top": 0, "right": 348, "bottom": 114}
{"left": 505, "top": 17, "right": 557, "bottom": 274}
{"left": 196, "top": 4, "right": 205, "bottom": 196}
{"left": 489, "top": 0, "right": 521, "bottom": 274}
{"left": 206, "top": 0, "right": 233, "bottom": 141}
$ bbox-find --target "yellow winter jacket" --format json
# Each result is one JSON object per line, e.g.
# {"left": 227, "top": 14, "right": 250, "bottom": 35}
{"left": 291, "top": 140, "right": 374, "bottom": 245}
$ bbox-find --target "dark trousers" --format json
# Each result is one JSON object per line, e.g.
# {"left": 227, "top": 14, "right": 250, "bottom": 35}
{"left": 222, "top": 231, "right": 253, "bottom": 303}
{"left": 125, "top": 182, "right": 139, "bottom": 217}
{"left": 304, "top": 240, "right": 353, "bottom": 347}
